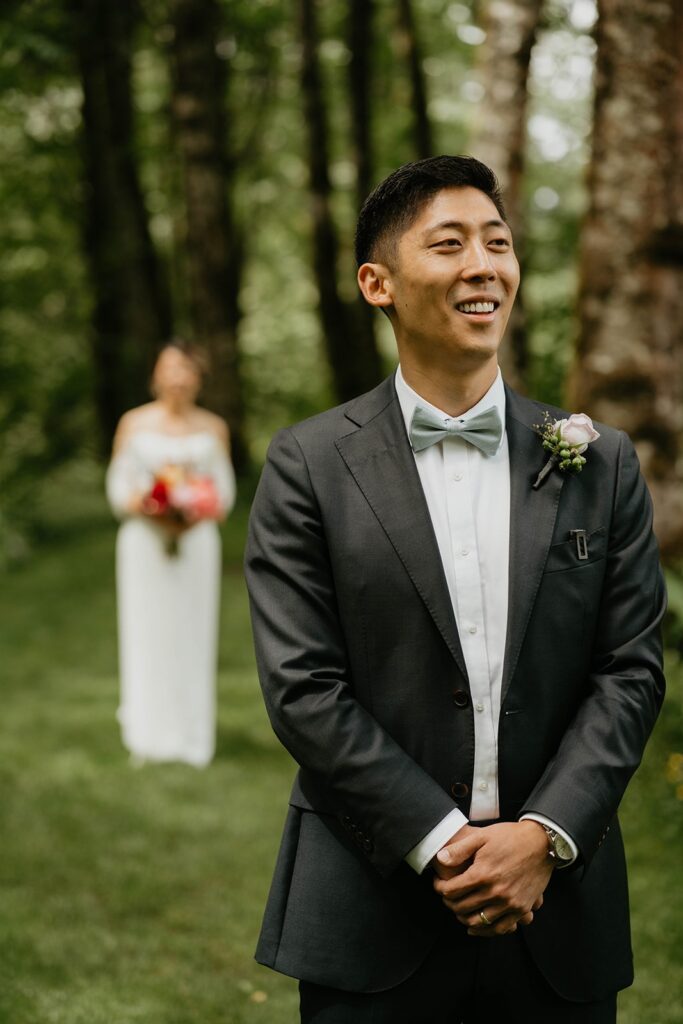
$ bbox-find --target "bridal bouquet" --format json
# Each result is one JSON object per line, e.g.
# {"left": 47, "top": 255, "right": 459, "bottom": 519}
{"left": 142, "top": 464, "right": 222, "bottom": 555}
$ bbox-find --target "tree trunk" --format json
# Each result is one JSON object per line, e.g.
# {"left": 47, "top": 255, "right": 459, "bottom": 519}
{"left": 74, "top": 0, "right": 172, "bottom": 452}
{"left": 472, "top": 0, "right": 544, "bottom": 391}
{"left": 396, "top": 0, "right": 433, "bottom": 159}
{"left": 572, "top": 0, "right": 683, "bottom": 560}
{"left": 349, "top": 0, "right": 374, "bottom": 209}
{"left": 169, "top": 0, "right": 249, "bottom": 473}
{"left": 348, "top": 0, "right": 383, "bottom": 386}
{"left": 299, "top": 0, "right": 381, "bottom": 402}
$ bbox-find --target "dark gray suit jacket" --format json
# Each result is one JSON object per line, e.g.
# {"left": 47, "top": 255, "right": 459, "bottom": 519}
{"left": 244, "top": 376, "right": 666, "bottom": 1001}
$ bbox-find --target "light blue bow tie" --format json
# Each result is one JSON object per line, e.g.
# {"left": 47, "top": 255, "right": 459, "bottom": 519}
{"left": 409, "top": 404, "right": 503, "bottom": 456}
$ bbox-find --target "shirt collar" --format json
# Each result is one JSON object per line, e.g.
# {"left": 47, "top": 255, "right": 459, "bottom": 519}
{"left": 394, "top": 364, "right": 506, "bottom": 451}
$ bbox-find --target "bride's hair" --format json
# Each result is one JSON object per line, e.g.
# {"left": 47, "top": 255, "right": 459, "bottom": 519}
{"left": 149, "top": 338, "right": 210, "bottom": 398}
{"left": 157, "top": 337, "right": 209, "bottom": 376}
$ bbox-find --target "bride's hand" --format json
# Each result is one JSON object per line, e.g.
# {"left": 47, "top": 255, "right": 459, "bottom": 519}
{"left": 128, "top": 494, "right": 147, "bottom": 515}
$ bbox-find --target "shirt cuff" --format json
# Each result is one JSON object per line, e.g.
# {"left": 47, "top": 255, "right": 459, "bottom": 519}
{"left": 404, "top": 808, "right": 469, "bottom": 874}
{"left": 520, "top": 813, "right": 579, "bottom": 867}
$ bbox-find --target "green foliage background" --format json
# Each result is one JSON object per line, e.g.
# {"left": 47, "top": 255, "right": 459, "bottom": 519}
{"left": 1, "top": 0, "right": 597, "bottom": 561}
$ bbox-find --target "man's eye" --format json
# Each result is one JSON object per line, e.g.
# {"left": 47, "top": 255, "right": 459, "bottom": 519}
{"left": 432, "top": 238, "right": 461, "bottom": 249}
{"left": 490, "top": 238, "right": 510, "bottom": 248}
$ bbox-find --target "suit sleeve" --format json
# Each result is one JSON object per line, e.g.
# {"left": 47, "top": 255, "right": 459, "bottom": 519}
{"left": 244, "top": 428, "right": 458, "bottom": 877}
{"left": 520, "top": 431, "right": 666, "bottom": 866}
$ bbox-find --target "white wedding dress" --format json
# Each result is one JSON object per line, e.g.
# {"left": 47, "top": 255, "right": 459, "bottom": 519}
{"left": 106, "top": 432, "right": 236, "bottom": 767}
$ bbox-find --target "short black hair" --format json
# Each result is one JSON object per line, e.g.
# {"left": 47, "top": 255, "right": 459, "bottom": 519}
{"left": 354, "top": 155, "right": 506, "bottom": 267}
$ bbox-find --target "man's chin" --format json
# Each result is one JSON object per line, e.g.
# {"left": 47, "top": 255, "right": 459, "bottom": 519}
{"left": 446, "top": 335, "right": 503, "bottom": 366}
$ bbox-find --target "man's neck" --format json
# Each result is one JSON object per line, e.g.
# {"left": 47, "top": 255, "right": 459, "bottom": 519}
{"left": 399, "top": 359, "right": 499, "bottom": 417}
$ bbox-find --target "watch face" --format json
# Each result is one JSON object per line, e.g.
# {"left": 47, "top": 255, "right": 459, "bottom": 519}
{"left": 553, "top": 833, "right": 573, "bottom": 861}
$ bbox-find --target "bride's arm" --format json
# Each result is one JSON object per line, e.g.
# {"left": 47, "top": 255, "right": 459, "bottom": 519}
{"left": 105, "top": 413, "right": 147, "bottom": 517}
{"left": 209, "top": 420, "right": 236, "bottom": 519}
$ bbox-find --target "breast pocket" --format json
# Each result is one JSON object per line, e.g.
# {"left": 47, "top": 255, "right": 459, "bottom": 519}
{"left": 544, "top": 526, "right": 606, "bottom": 574}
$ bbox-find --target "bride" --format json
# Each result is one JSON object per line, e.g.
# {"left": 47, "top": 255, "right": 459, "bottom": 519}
{"left": 106, "top": 341, "right": 236, "bottom": 767}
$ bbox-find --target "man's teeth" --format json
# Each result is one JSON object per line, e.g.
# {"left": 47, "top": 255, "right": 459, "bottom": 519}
{"left": 457, "top": 301, "right": 496, "bottom": 313}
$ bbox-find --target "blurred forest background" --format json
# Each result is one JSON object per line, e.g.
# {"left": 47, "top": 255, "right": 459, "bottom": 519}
{"left": 1, "top": 1, "right": 683, "bottom": 1022}
{"left": 2, "top": 0, "right": 682, "bottom": 565}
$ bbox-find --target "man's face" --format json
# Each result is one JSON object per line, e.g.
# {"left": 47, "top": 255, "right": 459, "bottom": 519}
{"left": 379, "top": 187, "right": 520, "bottom": 369}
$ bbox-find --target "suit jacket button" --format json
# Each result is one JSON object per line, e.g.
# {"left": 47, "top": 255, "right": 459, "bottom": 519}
{"left": 451, "top": 782, "right": 469, "bottom": 799}
{"left": 452, "top": 689, "right": 470, "bottom": 708}
{"left": 362, "top": 837, "right": 374, "bottom": 853}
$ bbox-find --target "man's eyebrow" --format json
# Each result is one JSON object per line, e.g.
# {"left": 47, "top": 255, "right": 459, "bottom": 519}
{"left": 423, "top": 218, "right": 508, "bottom": 235}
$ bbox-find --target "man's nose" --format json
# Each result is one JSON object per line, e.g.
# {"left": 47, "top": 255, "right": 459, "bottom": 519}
{"left": 462, "top": 241, "right": 496, "bottom": 280}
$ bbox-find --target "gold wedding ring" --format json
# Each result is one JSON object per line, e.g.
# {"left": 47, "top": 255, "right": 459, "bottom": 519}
{"left": 479, "top": 909, "right": 492, "bottom": 926}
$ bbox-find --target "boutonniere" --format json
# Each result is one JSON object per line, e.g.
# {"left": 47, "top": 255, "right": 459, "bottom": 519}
{"left": 533, "top": 412, "right": 600, "bottom": 490}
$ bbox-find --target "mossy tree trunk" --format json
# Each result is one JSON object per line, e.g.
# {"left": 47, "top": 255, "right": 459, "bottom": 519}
{"left": 473, "top": 0, "right": 544, "bottom": 391}
{"left": 169, "top": 0, "right": 249, "bottom": 472}
{"left": 74, "top": 0, "right": 172, "bottom": 452}
{"left": 573, "top": 0, "right": 683, "bottom": 559}
{"left": 348, "top": 0, "right": 383, "bottom": 385}
{"left": 300, "top": 0, "right": 382, "bottom": 402}
{"left": 396, "top": 0, "right": 433, "bottom": 160}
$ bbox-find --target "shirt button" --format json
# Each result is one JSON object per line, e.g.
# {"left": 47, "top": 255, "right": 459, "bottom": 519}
{"left": 475, "top": 702, "right": 484, "bottom": 712}
{"left": 461, "top": 546, "right": 470, "bottom": 556}
{"left": 454, "top": 473, "right": 463, "bottom": 481}
{"left": 479, "top": 781, "right": 488, "bottom": 791}
{"left": 468, "top": 625, "right": 477, "bottom": 635}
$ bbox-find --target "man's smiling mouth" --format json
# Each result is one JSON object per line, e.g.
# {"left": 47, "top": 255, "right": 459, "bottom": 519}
{"left": 455, "top": 301, "right": 498, "bottom": 314}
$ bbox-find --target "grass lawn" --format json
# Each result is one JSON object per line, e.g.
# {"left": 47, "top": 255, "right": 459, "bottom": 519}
{"left": 1, "top": 487, "right": 681, "bottom": 1023}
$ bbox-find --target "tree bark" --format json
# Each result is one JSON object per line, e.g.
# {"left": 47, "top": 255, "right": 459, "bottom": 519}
{"left": 473, "top": 0, "right": 544, "bottom": 391}
{"left": 572, "top": 0, "right": 683, "bottom": 559}
{"left": 396, "top": 0, "right": 433, "bottom": 160}
{"left": 348, "top": 0, "right": 383, "bottom": 387}
{"left": 349, "top": 0, "right": 374, "bottom": 210}
{"left": 74, "top": 0, "right": 172, "bottom": 452}
{"left": 169, "top": 0, "right": 249, "bottom": 472}
{"left": 299, "top": 0, "right": 382, "bottom": 402}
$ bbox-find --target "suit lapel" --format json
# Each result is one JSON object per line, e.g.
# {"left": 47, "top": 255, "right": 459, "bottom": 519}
{"left": 336, "top": 379, "right": 468, "bottom": 680}
{"left": 502, "top": 388, "right": 565, "bottom": 703}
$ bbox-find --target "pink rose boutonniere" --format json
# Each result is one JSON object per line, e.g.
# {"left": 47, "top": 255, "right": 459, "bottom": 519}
{"left": 533, "top": 412, "right": 600, "bottom": 490}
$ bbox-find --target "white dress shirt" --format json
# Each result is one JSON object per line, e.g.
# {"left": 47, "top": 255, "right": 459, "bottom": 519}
{"left": 393, "top": 367, "right": 578, "bottom": 873}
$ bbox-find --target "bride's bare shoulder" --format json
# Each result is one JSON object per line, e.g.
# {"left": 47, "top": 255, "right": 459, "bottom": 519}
{"left": 112, "top": 403, "right": 159, "bottom": 451}
{"left": 195, "top": 408, "right": 230, "bottom": 448}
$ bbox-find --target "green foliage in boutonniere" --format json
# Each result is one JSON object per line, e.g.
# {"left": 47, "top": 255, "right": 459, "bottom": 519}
{"left": 533, "top": 412, "right": 600, "bottom": 490}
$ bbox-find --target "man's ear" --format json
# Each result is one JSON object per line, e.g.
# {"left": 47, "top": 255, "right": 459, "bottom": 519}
{"left": 357, "top": 262, "right": 394, "bottom": 311}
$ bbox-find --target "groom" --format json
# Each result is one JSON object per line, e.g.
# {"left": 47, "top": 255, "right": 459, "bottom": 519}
{"left": 244, "top": 156, "right": 666, "bottom": 1023}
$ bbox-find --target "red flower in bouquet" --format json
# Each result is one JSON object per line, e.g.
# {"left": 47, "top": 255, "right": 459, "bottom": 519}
{"left": 144, "top": 479, "right": 171, "bottom": 515}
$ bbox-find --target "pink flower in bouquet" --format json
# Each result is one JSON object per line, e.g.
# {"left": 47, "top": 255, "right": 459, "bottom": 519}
{"left": 169, "top": 476, "right": 221, "bottom": 520}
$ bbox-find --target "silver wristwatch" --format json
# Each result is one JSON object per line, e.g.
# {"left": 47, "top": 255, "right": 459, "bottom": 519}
{"left": 542, "top": 825, "right": 574, "bottom": 865}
